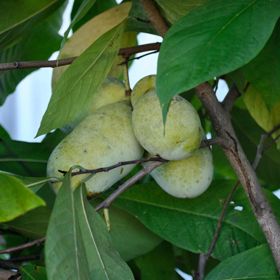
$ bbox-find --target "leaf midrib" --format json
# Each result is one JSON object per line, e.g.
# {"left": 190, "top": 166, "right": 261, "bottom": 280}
{"left": 206, "top": 0, "right": 257, "bottom": 48}
{"left": 78, "top": 189, "right": 110, "bottom": 280}
{"left": 118, "top": 196, "right": 260, "bottom": 241}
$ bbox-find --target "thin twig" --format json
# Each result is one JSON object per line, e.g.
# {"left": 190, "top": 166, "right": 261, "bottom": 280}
{"left": 122, "top": 55, "right": 132, "bottom": 96}
{"left": 0, "top": 43, "right": 161, "bottom": 71}
{"left": 95, "top": 161, "right": 164, "bottom": 211}
{"left": 58, "top": 156, "right": 167, "bottom": 177}
{"left": 0, "top": 237, "right": 45, "bottom": 255}
{"left": 119, "top": 50, "right": 159, "bottom": 65}
{"left": 196, "top": 181, "right": 239, "bottom": 280}
{"left": 200, "top": 137, "right": 226, "bottom": 149}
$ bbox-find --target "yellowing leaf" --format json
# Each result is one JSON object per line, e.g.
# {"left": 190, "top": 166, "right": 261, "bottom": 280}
{"left": 243, "top": 87, "right": 280, "bottom": 148}
{"left": 243, "top": 89, "right": 274, "bottom": 132}
{"left": 52, "top": 2, "right": 131, "bottom": 87}
{"left": 38, "top": 23, "right": 125, "bottom": 135}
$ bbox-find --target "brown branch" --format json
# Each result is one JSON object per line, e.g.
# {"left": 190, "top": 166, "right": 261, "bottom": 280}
{"left": 59, "top": 156, "right": 167, "bottom": 177}
{"left": 0, "top": 43, "right": 161, "bottom": 71}
{"left": 195, "top": 82, "right": 280, "bottom": 274}
{"left": 0, "top": 237, "right": 45, "bottom": 255}
{"left": 95, "top": 161, "right": 164, "bottom": 211}
{"left": 118, "top": 42, "right": 161, "bottom": 57}
{"left": 222, "top": 85, "right": 241, "bottom": 112}
{"left": 140, "top": 0, "right": 168, "bottom": 37}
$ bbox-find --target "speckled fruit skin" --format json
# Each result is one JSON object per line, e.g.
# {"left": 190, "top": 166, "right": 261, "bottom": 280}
{"left": 47, "top": 101, "right": 143, "bottom": 194}
{"left": 62, "top": 77, "right": 129, "bottom": 133}
{"left": 132, "top": 88, "right": 203, "bottom": 160}
{"left": 150, "top": 148, "right": 213, "bottom": 198}
{"left": 89, "top": 77, "right": 129, "bottom": 112}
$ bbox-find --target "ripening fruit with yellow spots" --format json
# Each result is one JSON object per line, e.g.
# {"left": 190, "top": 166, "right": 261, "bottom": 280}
{"left": 47, "top": 101, "right": 143, "bottom": 194}
{"left": 150, "top": 148, "right": 213, "bottom": 198}
{"left": 131, "top": 75, "right": 203, "bottom": 160}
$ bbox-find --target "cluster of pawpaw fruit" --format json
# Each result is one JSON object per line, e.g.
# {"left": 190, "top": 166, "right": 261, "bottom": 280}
{"left": 47, "top": 75, "right": 213, "bottom": 198}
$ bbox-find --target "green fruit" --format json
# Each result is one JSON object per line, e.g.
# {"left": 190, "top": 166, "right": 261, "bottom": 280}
{"left": 132, "top": 76, "right": 203, "bottom": 160}
{"left": 47, "top": 101, "right": 143, "bottom": 194}
{"left": 62, "top": 77, "right": 129, "bottom": 133}
{"left": 150, "top": 148, "right": 213, "bottom": 198}
{"left": 89, "top": 77, "right": 129, "bottom": 112}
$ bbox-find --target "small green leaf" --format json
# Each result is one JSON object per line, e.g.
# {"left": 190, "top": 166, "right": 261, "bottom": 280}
{"left": 38, "top": 23, "right": 125, "bottom": 135}
{"left": 157, "top": 0, "right": 280, "bottom": 115}
{"left": 205, "top": 245, "right": 278, "bottom": 280}
{"left": 75, "top": 187, "right": 134, "bottom": 280}
{"left": 6, "top": 206, "right": 51, "bottom": 238}
{"left": 21, "top": 264, "right": 47, "bottom": 280}
{"left": 107, "top": 206, "right": 162, "bottom": 261}
{"left": 134, "top": 242, "right": 179, "bottom": 280}
{"left": 115, "top": 181, "right": 264, "bottom": 260}
{"left": 45, "top": 173, "right": 90, "bottom": 280}
{"left": 0, "top": 173, "right": 45, "bottom": 222}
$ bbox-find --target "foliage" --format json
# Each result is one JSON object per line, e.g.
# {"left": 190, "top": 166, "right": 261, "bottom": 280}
{"left": 0, "top": 0, "right": 280, "bottom": 279}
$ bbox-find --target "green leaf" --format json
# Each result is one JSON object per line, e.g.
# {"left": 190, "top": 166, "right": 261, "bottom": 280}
{"left": 134, "top": 242, "right": 179, "bottom": 280}
{"left": 71, "top": 0, "right": 116, "bottom": 32}
{"left": 75, "top": 186, "right": 134, "bottom": 280}
{"left": 205, "top": 245, "right": 278, "bottom": 280}
{"left": 0, "top": 126, "right": 64, "bottom": 177}
{"left": 232, "top": 108, "right": 280, "bottom": 187}
{"left": 45, "top": 174, "right": 90, "bottom": 280}
{"left": 155, "top": 0, "right": 207, "bottom": 24}
{"left": 0, "top": 0, "right": 63, "bottom": 50}
{"left": 0, "top": 4, "right": 64, "bottom": 105}
{"left": 237, "top": 20, "right": 280, "bottom": 108}
{"left": 0, "top": 173, "right": 45, "bottom": 222}
{"left": 63, "top": 0, "right": 96, "bottom": 42}
{"left": 21, "top": 264, "right": 47, "bottom": 280}
{"left": 156, "top": 0, "right": 280, "bottom": 114}
{"left": 115, "top": 181, "right": 264, "bottom": 260}
{"left": 106, "top": 206, "right": 162, "bottom": 261}
{"left": 38, "top": 23, "right": 125, "bottom": 135}
{"left": 6, "top": 206, "right": 51, "bottom": 238}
